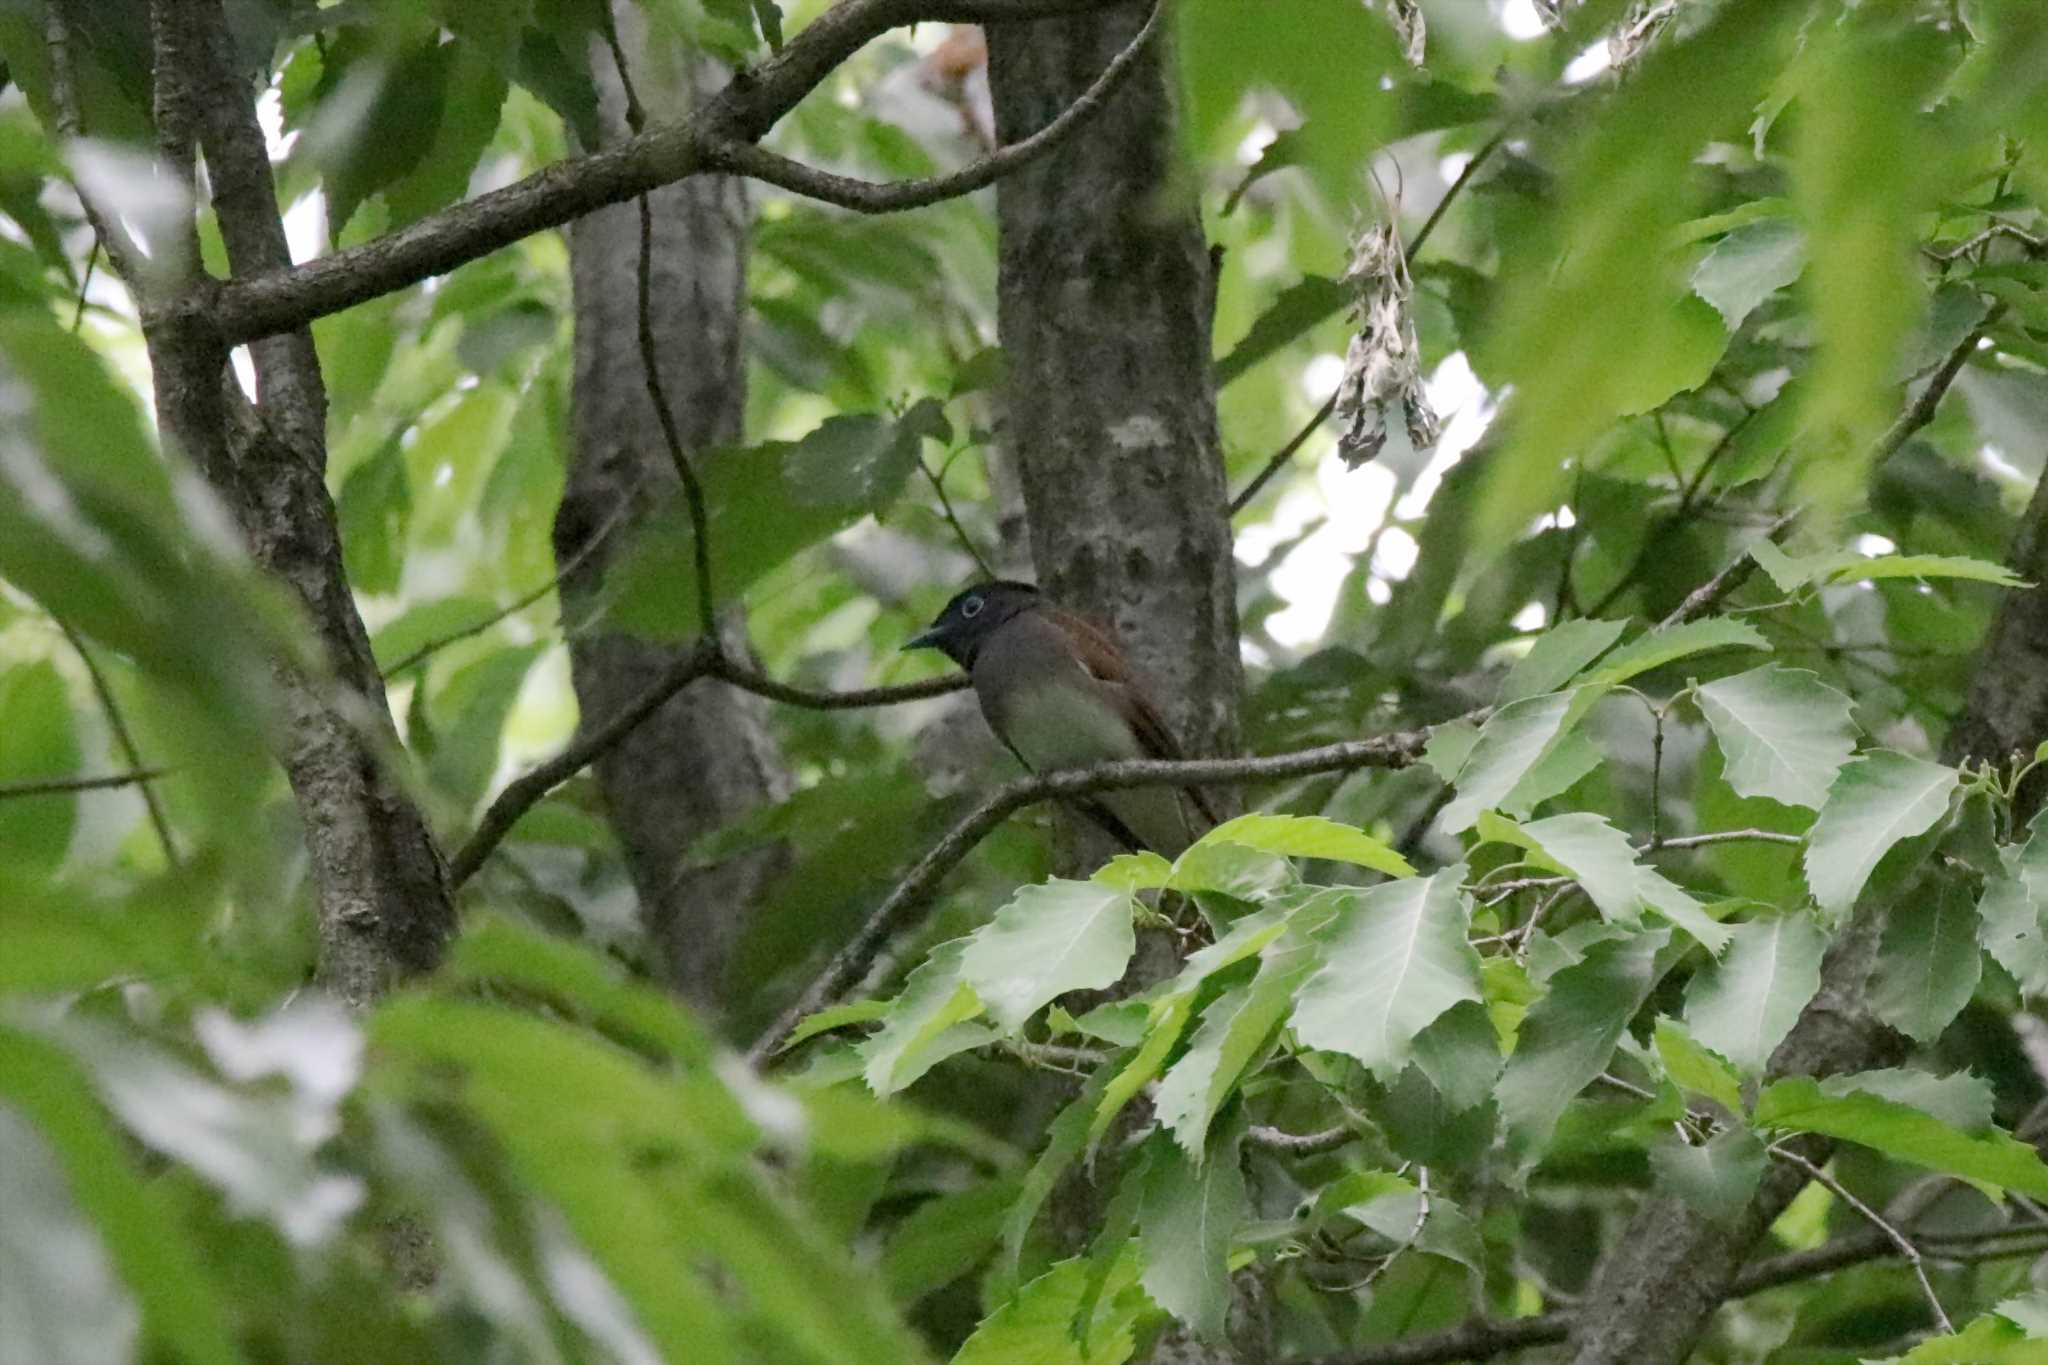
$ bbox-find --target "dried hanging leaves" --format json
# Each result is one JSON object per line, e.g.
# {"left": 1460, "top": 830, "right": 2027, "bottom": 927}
{"left": 1332, "top": 220, "right": 1440, "bottom": 469}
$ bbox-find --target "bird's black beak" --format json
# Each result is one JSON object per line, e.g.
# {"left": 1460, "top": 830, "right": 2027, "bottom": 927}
{"left": 902, "top": 626, "right": 944, "bottom": 653}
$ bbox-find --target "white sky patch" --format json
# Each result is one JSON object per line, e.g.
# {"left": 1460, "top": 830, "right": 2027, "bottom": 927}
{"left": 1301, "top": 352, "right": 1346, "bottom": 402}
{"left": 1563, "top": 40, "right": 1613, "bottom": 83}
{"left": 1981, "top": 443, "right": 2025, "bottom": 481}
{"left": 230, "top": 346, "right": 259, "bottom": 400}
{"left": 283, "top": 192, "right": 326, "bottom": 264}
{"left": 1396, "top": 351, "right": 1493, "bottom": 519}
{"left": 1500, "top": 0, "right": 1550, "bottom": 41}
{"left": 1855, "top": 533, "right": 1897, "bottom": 557}
{"left": 1237, "top": 122, "right": 1278, "bottom": 166}
{"left": 1438, "top": 152, "right": 1473, "bottom": 184}
{"left": 1512, "top": 601, "right": 1548, "bottom": 631}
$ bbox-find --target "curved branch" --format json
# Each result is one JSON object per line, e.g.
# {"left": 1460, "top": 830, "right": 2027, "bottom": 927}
{"left": 0, "top": 770, "right": 172, "bottom": 800}
{"left": 710, "top": 658, "right": 971, "bottom": 709}
{"left": 747, "top": 728, "right": 1428, "bottom": 1063}
{"left": 701, "top": 0, "right": 1161, "bottom": 214}
{"left": 205, "top": 0, "right": 1136, "bottom": 345}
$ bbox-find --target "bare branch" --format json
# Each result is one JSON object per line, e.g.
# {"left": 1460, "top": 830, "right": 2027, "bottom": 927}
{"left": 702, "top": 0, "right": 1161, "bottom": 214}
{"left": 1770, "top": 1147, "right": 1952, "bottom": 1334}
{"left": 204, "top": 0, "right": 1135, "bottom": 345}
{"left": 1248, "top": 1124, "right": 1358, "bottom": 1157}
{"left": 748, "top": 727, "right": 1428, "bottom": 1063}
{"left": 57, "top": 620, "right": 178, "bottom": 866}
{"left": 0, "top": 770, "right": 173, "bottom": 800}
{"left": 1876, "top": 300, "right": 2004, "bottom": 464}
{"left": 710, "top": 658, "right": 971, "bottom": 709}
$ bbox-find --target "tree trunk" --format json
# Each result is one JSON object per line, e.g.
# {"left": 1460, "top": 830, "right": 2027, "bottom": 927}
{"left": 1565, "top": 469, "right": 2048, "bottom": 1364}
{"left": 143, "top": 0, "right": 452, "bottom": 1008}
{"left": 555, "top": 5, "right": 792, "bottom": 1015}
{"left": 984, "top": 8, "right": 1257, "bottom": 1361}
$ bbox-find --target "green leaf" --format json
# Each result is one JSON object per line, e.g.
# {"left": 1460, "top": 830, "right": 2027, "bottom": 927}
{"left": 784, "top": 999, "right": 890, "bottom": 1050}
{"left": 1803, "top": 752, "right": 1959, "bottom": 918}
{"left": 1979, "top": 823, "right": 2048, "bottom": 995}
{"left": 1290, "top": 869, "right": 1482, "bottom": 1083}
{"left": 311, "top": 31, "right": 455, "bottom": 235}
{"left": 1438, "top": 689, "right": 1586, "bottom": 833}
{"left": 1582, "top": 618, "right": 1770, "bottom": 686}
{"left": 1154, "top": 895, "right": 1336, "bottom": 1153}
{"left": 1757, "top": 1076, "right": 2048, "bottom": 1200}
{"left": 1137, "top": 1124, "right": 1245, "bottom": 1343}
{"left": 1649, "top": 1126, "right": 1766, "bottom": 1224}
{"left": 427, "top": 644, "right": 542, "bottom": 813}
{"left": 998, "top": 1064, "right": 1116, "bottom": 1295}
{"left": 0, "top": 661, "right": 82, "bottom": 876}
{"left": 1652, "top": 1018, "right": 1744, "bottom": 1113}
{"left": 1820, "top": 553, "right": 2026, "bottom": 588}
{"left": 1408, "top": 1002, "right": 1505, "bottom": 1115}
{"left": 0, "top": 1098, "right": 139, "bottom": 1365}
{"left": 1191, "top": 812, "right": 1414, "bottom": 877}
{"left": 1683, "top": 913, "right": 1826, "bottom": 1074}
{"left": 1512, "top": 813, "right": 1643, "bottom": 923}
{"left": 952, "top": 1250, "right": 1148, "bottom": 1365}
{"left": 1497, "top": 927, "right": 1670, "bottom": 1161}
{"left": 1694, "top": 665, "right": 1857, "bottom": 810}
{"left": 1867, "top": 874, "right": 1982, "bottom": 1044}
{"left": 1690, "top": 218, "right": 1805, "bottom": 330}
{"left": 1088, "top": 996, "right": 1192, "bottom": 1150}
{"left": 0, "top": 1031, "right": 244, "bottom": 1365}
{"left": 1871, "top": 1311, "right": 2048, "bottom": 1364}
{"left": 859, "top": 941, "right": 988, "bottom": 1096}
{"left": 1820, "top": 1068, "right": 1994, "bottom": 1134}
{"left": 1212, "top": 275, "right": 1346, "bottom": 387}
{"left": 1499, "top": 618, "right": 1629, "bottom": 703}
{"left": 781, "top": 411, "right": 926, "bottom": 511}
{"left": 1320, "top": 1170, "right": 1485, "bottom": 1275}
{"left": 882, "top": 1177, "right": 1020, "bottom": 1305}
{"left": 959, "top": 880, "right": 1137, "bottom": 1035}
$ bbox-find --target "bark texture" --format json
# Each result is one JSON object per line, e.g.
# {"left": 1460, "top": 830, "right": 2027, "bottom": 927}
{"left": 985, "top": 0, "right": 1243, "bottom": 838}
{"left": 1565, "top": 469, "right": 2048, "bottom": 1364}
{"left": 555, "top": 5, "right": 792, "bottom": 1013}
{"left": 984, "top": 8, "right": 1255, "bottom": 1361}
{"left": 143, "top": 0, "right": 451, "bottom": 1007}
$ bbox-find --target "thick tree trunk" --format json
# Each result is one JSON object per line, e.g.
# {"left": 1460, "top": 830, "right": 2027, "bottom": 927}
{"left": 555, "top": 5, "right": 792, "bottom": 1014}
{"left": 984, "top": 0, "right": 1243, "bottom": 838}
{"left": 984, "top": 9, "right": 1256, "bottom": 1361}
{"left": 1566, "top": 470, "right": 2048, "bottom": 1364}
{"left": 142, "top": 0, "right": 452, "bottom": 1007}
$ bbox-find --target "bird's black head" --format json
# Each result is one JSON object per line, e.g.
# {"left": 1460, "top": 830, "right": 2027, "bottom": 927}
{"left": 903, "top": 580, "right": 1040, "bottom": 667}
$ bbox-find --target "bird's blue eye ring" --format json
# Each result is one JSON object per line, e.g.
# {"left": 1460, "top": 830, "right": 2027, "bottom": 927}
{"left": 960, "top": 596, "right": 984, "bottom": 618}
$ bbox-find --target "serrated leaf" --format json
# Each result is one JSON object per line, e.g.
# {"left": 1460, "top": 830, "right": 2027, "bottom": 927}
{"left": 953, "top": 1249, "right": 1147, "bottom": 1365}
{"left": 1290, "top": 869, "right": 1482, "bottom": 1082}
{"left": 1499, "top": 618, "right": 1629, "bottom": 703}
{"left": 1684, "top": 913, "right": 1826, "bottom": 1074}
{"left": 1192, "top": 813, "right": 1414, "bottom": 877}
{"left": 1514, "top": 813, "right": 1644, "bottom": 923}
{"left": 1756, "top": 1077, "right": 2048, "bottom": 1200}
{"left": 1694, "top": 665, "right": 1856, "bottom": 811}
{"left": 1823, "top": 553, "right": 2027, "bottom": 587}
{"left": 1438, "top": 690, "right": 1583, "bottom": 833}
{"left": 1691, "top": 218, "right": 1805, "bottom": 330}
{"left": 1820, "top": 1068, "right": 1994, "bottom": 1133}
{"left": 1637, "top": 874, "right": 1734, "bottom": 955}
{"left": 784, "top": 999, "right": 890, "bottom": 1050}
{"left": 1650, "top": 1126, "right": 1766, "bottom": 1223}
{"left": 881, "top": 1177, "right": 1020, "bottom": 1305}
{"left": 1583, "top": 618, "right": 1770, "bottom": 686}
{"left": 959, "top": 881, "right": 1136, "bottom": 1035}
{"left": 1154, "top": 898, "right": 1335, "bottom": 1154}
{"left": 1980, "top": 824, "right": 2048, "bottom": 995}
{"left": 1408, "top": 1002, "right": 1504, "bottom": 1114}
{"left": 1871, "top": 1311, "right": 2048, "bottom": 1364}
{"left": 1867, "top": 874, "right": 1982, "bottom": 1044}
{"left": 998, "top": 1065, "right": 1115, "bottom": 1295}
{"left": 859, "top": 941, "right": 986, "bottom": 1096}
{"left": 1137, "top": 1125, "right": 1245, "bottom": 1343}
{"left": 1498, "top": 927, "right": 1670, "bottom": 1160}
{"left": 1089, "top": 996, "right": 1192, "bottom": 1150}
{"left": 1803, "top": 752, "right": 1959, "bottom": 917}
{"left": 1653, "top": 1018, "right": 1744, "bottom": 1112}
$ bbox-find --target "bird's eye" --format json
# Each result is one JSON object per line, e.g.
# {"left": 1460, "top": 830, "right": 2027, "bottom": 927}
{"left": 960, "top": 596, "right": 984, "bottom": 619}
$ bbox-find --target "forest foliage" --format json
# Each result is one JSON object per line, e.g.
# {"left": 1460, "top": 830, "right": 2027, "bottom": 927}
{"left": 6, "top": 0, "right": 2048, "bottom": 1362}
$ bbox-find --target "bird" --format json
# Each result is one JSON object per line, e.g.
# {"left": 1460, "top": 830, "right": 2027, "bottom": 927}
{"left": 903, "top": 581, "right": 1218, "bottom": 857}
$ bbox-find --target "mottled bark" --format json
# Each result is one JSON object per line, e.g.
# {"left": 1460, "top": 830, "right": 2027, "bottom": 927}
{"left": 140, "top": 0, "right": 451, "bottom": 1007}
{"left": 1565, "top": 469, "right": 2048, "bottom": 1365}
{"left": 985, "top": 8, "right": 1255, "bottom": 1361}
{"left": 985, "top": 0, "right": 1243, "bottom": 856}
{"left": 555, "top": 5, "right": 791, "bottom": 1013}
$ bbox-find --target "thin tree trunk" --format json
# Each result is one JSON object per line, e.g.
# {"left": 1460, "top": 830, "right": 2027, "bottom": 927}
{"left": 984, "top": 8, "right": 1258, "bottom": 1360}
{"left": 556, "top": 4, "right": 792, "bottom": 1014}
{"left": 1565, "top": 470, "right": 2048, "bottom": 1364}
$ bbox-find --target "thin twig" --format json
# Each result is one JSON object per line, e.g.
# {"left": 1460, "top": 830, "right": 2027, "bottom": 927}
{"left": 601, "top": 29, "right": 720, "bottom": 639}
{"left": 56, "top": 621, "right": 178, "bottom": 866}
{"left": 0, "top": 770, "right": 172, "bottom": 800}
{"left": 1770, "top": 1146, "right": 1953, "bottom": 1334}
{"left": 1229, "top": 394, "right": 1336, "bottom": 515}
{"left": 748, "top": 726, "right": 1429, "bottom": 1063}
{"left": 1647, "top": 828, "right": 1803, "bottom": 852}
{"left": 701, "top": 2, "right": 1162, "bottom": 216}
{"left": 1249, "top": 1124, "right": 1358, "bottom": 1157}
{"left": 921, "top": 451, "right": 997, "bottom": 579}
{"left": 1875, "top": 302, "right": 2006, "bottom": 465}
{"left": 449, "top": 639, "right": 718, "bottom": 886}
{"left": 70, "top": 236, "right": 100, "bottom": 332}
{"left": 710, "top": 657, "right": 970, "bottom": 710}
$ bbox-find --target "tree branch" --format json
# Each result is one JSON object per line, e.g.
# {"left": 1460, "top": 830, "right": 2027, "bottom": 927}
{"left": 701, "top": 0, "right": 1160, "bottom": 214}
{"left": 747, "top": 727, "right": 1428, "bottom": 1063}
{"left": 203, "top": 0, "right": 1136, "bottom": 346}
{"left": 710, "top": 658, "right": 971, "bottom": 709}
{"left": 0, "top": 770, "right": 172, "bottom": 800}
{"left": 57, "top": 620, "right": 178, "bottom": 865}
